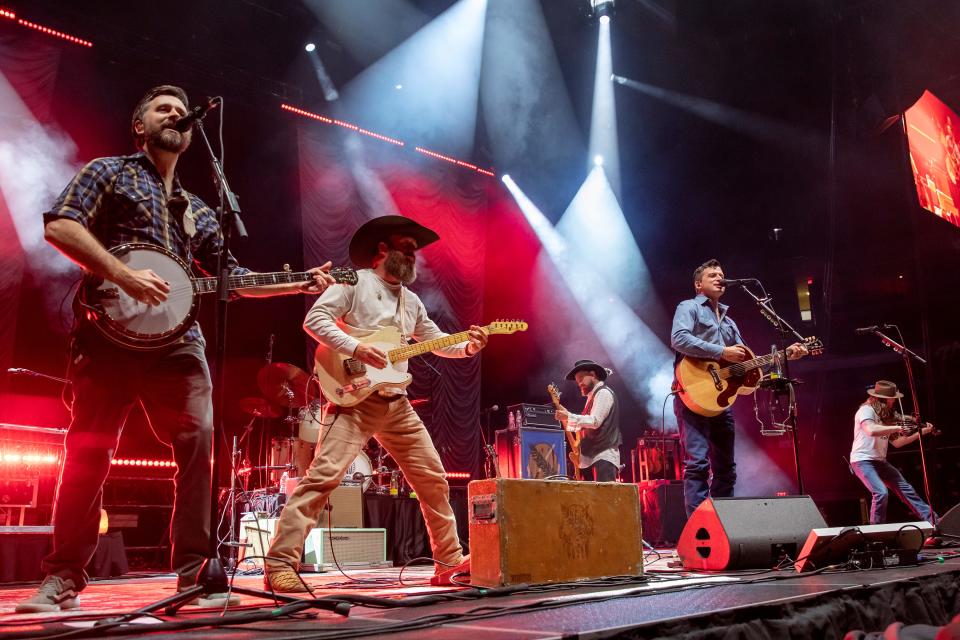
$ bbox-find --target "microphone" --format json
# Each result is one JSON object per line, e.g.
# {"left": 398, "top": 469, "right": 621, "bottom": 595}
{"left": 719, "top": 278, "right": 754, "bottom": 287}
{"left": 855, "top": 324, "right": 894, "bottom": 335}
{"left": 172, "top": 97, "right": 220, "bottom": 132}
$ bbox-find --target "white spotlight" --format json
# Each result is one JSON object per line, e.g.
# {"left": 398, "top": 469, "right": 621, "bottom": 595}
{"left": 395, "top": 84, "right": 403, "bottom": 90}
{"left": 593, "top": 154, "right": 604, "bottom": 166}
{"left": 599, "top": 14, "right": 610, "bottom": 25}
{"left": 501, "top": 173, "right": 512, "bottom": 184}
{"left": 305, "top": 43, "right": 316, "bottom": 52}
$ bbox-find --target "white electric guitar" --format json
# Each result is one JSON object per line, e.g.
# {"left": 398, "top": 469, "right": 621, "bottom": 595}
{"left": 314, "top": 320, "right": 528, "bottom": 406}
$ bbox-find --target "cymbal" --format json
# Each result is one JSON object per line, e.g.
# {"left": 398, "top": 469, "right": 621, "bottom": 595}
{"left": 257, "top": 363, "right": 311, "bottom": 407}
{"left": 239, "top": 397, "right": 281, "bottom": 418}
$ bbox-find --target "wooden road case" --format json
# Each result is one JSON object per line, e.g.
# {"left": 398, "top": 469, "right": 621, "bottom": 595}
{"left": 468, "top": 478, "right": 643, "bottom": 587}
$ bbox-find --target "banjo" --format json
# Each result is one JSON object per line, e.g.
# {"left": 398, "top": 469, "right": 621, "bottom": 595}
{"left": 76, "top": 243, "right": 357, "bottom": 351}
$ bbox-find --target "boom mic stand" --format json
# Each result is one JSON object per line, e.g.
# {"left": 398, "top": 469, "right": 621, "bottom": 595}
{"left": 134, "top": 103, "right": 348, "bottom": 617}
{"left": 861, "top": 326, "right": 934, "bottom": 511}
{"left": 736, "top": 280, "right": 808, "bottom": 494}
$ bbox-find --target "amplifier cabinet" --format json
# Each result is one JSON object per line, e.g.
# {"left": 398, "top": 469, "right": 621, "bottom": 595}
{"left": 507, "top": 404, "right": 561, "bottom": 429}
{"left": 495, "top": 427, "right": 567, "bottom": 479}
{"left": 304, "top": 527, "right": 386, "bottom": 567}
{"left": 468, "top": 478, "right": 643, "bottom": 587}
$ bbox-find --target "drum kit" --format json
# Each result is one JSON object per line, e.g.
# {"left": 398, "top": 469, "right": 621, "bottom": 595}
{"left": 236, "top": 362, "right": 428, "bottom": 496}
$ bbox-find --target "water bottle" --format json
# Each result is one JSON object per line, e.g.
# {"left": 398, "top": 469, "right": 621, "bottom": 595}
{"left": 389, "top": 471, "right": 399, "bottom": 497}
{"left": 279, "top": 471, "right": 289, "bottom": 495}
{"left": 508, "top": 410, "right": 515, "bottom": 430}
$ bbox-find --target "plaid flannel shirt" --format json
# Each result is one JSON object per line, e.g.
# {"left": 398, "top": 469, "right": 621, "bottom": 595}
{"left": 44, "top": 152, "right": 249, "bottom": 343}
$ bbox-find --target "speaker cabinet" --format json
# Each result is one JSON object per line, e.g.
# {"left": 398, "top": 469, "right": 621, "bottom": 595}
{"left": 495, "top": 427, "right": 567, "bottom": 479}
{"left": 677, "top": 496, "right": 826, "bottom": 570}
{"left": 939, "top": 502, "right": 960, "bottom": 539}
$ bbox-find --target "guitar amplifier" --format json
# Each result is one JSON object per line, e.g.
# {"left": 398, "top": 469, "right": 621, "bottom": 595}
{"left": 468, "top": 478, "right": 643, "bottom": 586}
{"left": 507, "top": 404, "right": 560, "bottom": 429}
{"left": 631, "top": 434, "right": 682, "bottom": 482}
{"left": 303, "top": 527, "right": 387, "bottom": 568}
{"left": 495, "top": 427, "right": 567, "bottom": 479}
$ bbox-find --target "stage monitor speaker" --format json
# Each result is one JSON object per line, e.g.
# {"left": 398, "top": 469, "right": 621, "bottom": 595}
{"left": 794, "top": 521, "right": 934, "bottom": 573}
{"left": 938, "top": 502, "right": 960, "bottom": 539}
{"left": 677, "top": 496, "right": 826, "bottom": 571}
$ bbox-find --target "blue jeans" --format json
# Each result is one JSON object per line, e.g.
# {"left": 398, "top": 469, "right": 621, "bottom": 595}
{"left": 675, "top": 398, "right": 736, "bottom": 516}
{"left": 851, "top": 459, "right": 937, "bottom": 525}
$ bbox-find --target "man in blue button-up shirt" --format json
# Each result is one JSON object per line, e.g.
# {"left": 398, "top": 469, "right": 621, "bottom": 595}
{"left": 671, "top": 259, "right": 749, "bottom": 516}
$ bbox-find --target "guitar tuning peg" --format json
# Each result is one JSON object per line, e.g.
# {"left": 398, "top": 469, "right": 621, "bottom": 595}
{"left": 283, "top": 263, "right": 291, "bottom": 272}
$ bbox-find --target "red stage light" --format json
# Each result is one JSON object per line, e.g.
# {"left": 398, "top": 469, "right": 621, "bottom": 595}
{"left": 15, "top": 18, "right": 93, "bottom": 47}
{"left": 445, "top": 471, "right": 471, "bottom": 479}
{"left": 0, "top": 8, "right": 15, "bottom": 20}
{"left": 280, "top": 104, "right": 495, "bottom": 174}
{"left": 110, "top": 458, "right": 175, "bottom": 468}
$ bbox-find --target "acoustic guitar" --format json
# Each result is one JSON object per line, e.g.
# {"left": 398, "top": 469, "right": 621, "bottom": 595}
{"left": 675, "top": 337, "right": 823, "bottom": 417}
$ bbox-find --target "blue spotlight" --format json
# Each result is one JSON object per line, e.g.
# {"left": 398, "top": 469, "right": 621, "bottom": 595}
{"left": 305, "top": 42, "right": 316, "bottom": 52}
{"left": 588, "top": 10, "right": 619, "bottom": 198}
{"left": 593, "top": 154, "right": 604, "bottom": 166}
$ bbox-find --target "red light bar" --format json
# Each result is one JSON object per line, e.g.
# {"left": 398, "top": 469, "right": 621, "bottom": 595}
{"left": 415, "top": 146, "right": 495, "bottom": 177}
{"left": 281, "top": 104, "right": 404, "bottom": 146}
{"left": 281, "top": 104, "right": 494, "bottom": 176}
{"left": 111, "top": 458, "right": 176, "bottom": 468}
{"left": 16, "top": 18, "right": 92, "bottom": 47}
{"left": 445, "top": 471, "right": 471, "bottom": 479}
{"left": 0, "top": 8, "right": 15, "bottom": 20}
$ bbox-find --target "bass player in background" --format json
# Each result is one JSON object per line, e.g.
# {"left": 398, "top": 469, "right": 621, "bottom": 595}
{"left": 17, "top": 85, "right": 334, "bottom": 614}
{"left": 264, "top": 215, "right": 488, "bottom": 592}
{"left": 554, "top": 359, "right": 622, "bottom": 482}
{"left": 671, "top": 259, "right": 807, "bottom": 517}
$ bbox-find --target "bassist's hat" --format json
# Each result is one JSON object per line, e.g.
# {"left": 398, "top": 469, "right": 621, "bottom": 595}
{"left": 867, "top": 380, "right": 903, "bottom": 399}
{"left": 565, "top": 359, "right": 611, "bottom": 381}
{"left": 349, "top": 215, "right": 439, "bottom": 268}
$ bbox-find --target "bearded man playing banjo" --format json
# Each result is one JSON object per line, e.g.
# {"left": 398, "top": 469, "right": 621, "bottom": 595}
{"left": 18, "top": 85, "right": 335, "bottom": 613}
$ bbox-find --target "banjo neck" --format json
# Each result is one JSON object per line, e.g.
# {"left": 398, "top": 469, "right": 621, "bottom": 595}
{"left": 193, "top": 271, "right": 315, "bottom": 294}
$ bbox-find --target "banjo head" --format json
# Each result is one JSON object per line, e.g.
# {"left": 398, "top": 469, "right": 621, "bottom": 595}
{"left": 91, "top": 244, "right": 198, "bottom": 348}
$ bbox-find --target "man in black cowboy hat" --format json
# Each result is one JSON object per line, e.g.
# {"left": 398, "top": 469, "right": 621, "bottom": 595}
{"left": 850, "top": 380, "right": 937, "bottom": 525}
{"left": 555, "top": 360, "right": 622, "bottom": 482}
{"left": 264, "top": 215, "right": 488, "bottom": 591}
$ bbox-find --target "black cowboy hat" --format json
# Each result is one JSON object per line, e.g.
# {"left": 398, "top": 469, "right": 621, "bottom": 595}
{"left": 348, "top": 215, "right": 439, "bottom": 268}
{"left": 565, "top": 359, "right": 610, "bottom": 381}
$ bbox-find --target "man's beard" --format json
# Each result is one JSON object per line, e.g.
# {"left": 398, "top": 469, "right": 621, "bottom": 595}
{"left": 580, "top": 379, "right": 596, "bottom": 395}
{"left": 384, "top": 250, "right": 417, "bottom": 284}
{"left": 146, "top": 127, "right": 190, "bottom": 153}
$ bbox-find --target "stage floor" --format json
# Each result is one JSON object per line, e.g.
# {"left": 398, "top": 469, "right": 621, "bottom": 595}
{"left": 2, "top": 550, "right": 959, "bottom": 639}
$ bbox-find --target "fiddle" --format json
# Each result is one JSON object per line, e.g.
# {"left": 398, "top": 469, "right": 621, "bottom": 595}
{"left": 889, "top": 413, "right": 939, "bottom": 437}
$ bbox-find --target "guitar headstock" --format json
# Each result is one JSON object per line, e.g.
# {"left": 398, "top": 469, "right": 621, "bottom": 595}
{"left": 802, "top": 336, "right": 824, "bottom": 357}
{"left": 487, "top": 319, "right": 529, "bottom": 335}
{"left": 546, "top": 382, "right": 562, "bottom": 408}
{"left": 330, "top": 267, "right": 358, "bottom": 286}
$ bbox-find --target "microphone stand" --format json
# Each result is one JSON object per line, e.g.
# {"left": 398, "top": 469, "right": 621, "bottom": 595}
{"left": 863, "top": 327, "right": 933, "bottom": 511}
{"left": 135, "top": 112, "right": 348, "bottom": 617}
{"left": 737, "top": 281, "right": 807, "bottom": 494}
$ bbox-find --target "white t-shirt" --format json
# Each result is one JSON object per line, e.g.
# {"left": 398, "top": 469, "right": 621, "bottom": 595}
{"left": 850, "top": 403, "right": 889, "bottom": 463}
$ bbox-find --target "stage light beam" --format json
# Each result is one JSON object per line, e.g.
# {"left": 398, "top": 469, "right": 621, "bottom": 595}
{"left": 588, "top": 12, "right": 620, "bottom": 199}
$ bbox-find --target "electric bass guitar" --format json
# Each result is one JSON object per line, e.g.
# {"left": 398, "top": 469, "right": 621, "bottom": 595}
{"left": 547, "top": 382, "right": 581, "bottom": 480}
{"left": 314, "top": 320, "right": 528, "bottom": 407}
{"left": 76, "top": 243, "right": 358, "bottom": 350}
{"left": 675, "top": 337, "right": 823, "bottom": 417}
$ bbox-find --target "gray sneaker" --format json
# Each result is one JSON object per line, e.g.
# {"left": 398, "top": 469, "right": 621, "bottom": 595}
{"left": 15, "top": 575, "right": 81, "bottom": 613}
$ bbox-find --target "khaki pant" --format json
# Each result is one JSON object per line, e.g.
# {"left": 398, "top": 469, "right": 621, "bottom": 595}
{"left": 266, "top": 394, "right": 463, "bottom": 572}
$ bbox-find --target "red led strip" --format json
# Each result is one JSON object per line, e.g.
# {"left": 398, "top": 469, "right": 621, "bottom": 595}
{"left": 0, "top": 7, "right": 15, "bottom": 20}
{"left": 15, "top": 18, "right": 92, "bottom": 47}
{"left": 111, "top": 458, "right": 176, "bottom": 468}
{"left": 445, "top": 471, "right": 471, "bottom": 479}
{"left": 0, "top": 452, "right": 59, "bottom": 465}
{"left": 281, "top": 104, "right": 493, "bottom": 176}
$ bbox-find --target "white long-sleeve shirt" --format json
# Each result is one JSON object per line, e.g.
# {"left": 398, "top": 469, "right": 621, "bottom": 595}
{"left": 305, "top": 269, "right": 469, "bottom": 393}
{"left": 565, "top": 384, "right": 620, "bottom": 469}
